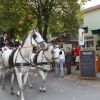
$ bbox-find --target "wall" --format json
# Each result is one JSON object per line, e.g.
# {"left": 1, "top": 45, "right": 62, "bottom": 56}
{"left": 84, "top": 8, "right": 100, "bottom": 46}
{"left": 84, "top": 9, "right": 100, "bottom": 31}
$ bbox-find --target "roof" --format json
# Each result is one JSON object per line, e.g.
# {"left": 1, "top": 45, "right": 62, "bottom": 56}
{"left": 48, "top": 35, "right": 67, "bottom": 43}
{"left": 48, "top": 37, "right": 58, "bottom": 42}
{"left": 49, "top": 35, "right": 78, "bottom": 44}
{"left": 83, "top": 4, "right": 100, "bottom": 13}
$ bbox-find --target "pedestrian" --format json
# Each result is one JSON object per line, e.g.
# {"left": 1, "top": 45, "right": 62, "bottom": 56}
{"left": 74, "top": 45, "right": 80, "bottom": 70}
{"left": 53, "top": 46, "right": 65, "bottom": 78}
{"left": 59, "top": 49, "right": 65, "bottom": 78}
{"left": 71, "top": 46, "right": 76, "bottom": 64}
{"left": 65, "top": 47, "right": 73, "bottom": 75}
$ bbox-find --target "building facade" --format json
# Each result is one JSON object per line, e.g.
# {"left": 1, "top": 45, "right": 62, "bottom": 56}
{"left": 83, "top": 4, "right": 100, "bottom": 47}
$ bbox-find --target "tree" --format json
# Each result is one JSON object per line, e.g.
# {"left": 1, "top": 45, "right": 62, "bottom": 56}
{"left": 0, "top": 0, "right": 34, "bottom": 39}
{"left": 28, "top": 0, "right": 81, "bottom": 41}
{"left": 28, "top": 0, "right": 56, "bottom": 41}
{"left": 0, "top": 0, "right": 91, "bottom": 41}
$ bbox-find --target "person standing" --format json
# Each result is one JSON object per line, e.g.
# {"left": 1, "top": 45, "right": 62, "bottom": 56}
{"left": 71, "top": 46, "right": 76, "bottom": 64}
{"left": 65, "top": 47, "right": 73, "bottom": 75}
{"left": 59, "top": 49, "right": 65, "bottom": 78}
{"left": 53, "top": 46, "right": 65, "bottom": 78}
{"left": 74, "top": 45, "right": 80, "bottom": 70}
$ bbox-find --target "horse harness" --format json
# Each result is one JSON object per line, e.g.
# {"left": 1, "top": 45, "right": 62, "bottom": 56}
{"left": 31, "top": 50, "right": 52, "bottom": 67}
{"left": 0, "top": 49, "right": 52, "bottom": 71}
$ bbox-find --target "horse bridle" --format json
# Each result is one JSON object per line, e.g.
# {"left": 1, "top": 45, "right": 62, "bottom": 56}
{"left": 21, "top": 30, "right": 45, "bottom": 48}
{"left": 40, "top": 48, "right": 55, "bottom": 64}
{"left": 31, "top": 30, "right": 45, "bottom": 47}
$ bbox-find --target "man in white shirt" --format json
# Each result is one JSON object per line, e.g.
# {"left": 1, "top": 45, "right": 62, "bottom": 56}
{"left": 53, "top": 46, "right": 65, "bottom": 77}
{"left": 59, "top": 50, "right": 65, "bottom": 77}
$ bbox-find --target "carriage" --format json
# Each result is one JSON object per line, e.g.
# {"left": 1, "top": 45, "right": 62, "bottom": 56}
{"left": 0, "top": 28, "right": 61, "bottom": 100}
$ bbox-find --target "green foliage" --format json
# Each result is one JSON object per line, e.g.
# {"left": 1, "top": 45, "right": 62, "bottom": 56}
{"left": 28, "top": 0, "right": 82, "bottom": 41}
{"left": 49, "top": 0, "right": 81, "bottom": 36}
{"left": 0, "top": 0, "right": 90, "bottom": 40}
{"left": 0, "top": 0, "right": 34, "bottom": 39}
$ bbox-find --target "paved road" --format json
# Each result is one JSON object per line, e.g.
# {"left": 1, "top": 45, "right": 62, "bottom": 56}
{"left": 0, "top": 71, "right": 100, "bottom": 100}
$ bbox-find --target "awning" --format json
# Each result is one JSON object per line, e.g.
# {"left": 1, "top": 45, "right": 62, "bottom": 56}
{"left": 91, "top": 29, "right": 100, "bottom": 34}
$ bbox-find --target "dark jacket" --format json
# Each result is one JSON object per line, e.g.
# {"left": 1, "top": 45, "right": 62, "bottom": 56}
{"left": 0, "top": 36, "right": 10, "bottom": 48}
{"left": 65, "top": 51, "right": 73, "bottom": 63}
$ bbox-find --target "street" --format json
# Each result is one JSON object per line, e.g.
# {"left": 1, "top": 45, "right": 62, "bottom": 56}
{"left": 0, "top": 71, "right": 100, "bottom": 100}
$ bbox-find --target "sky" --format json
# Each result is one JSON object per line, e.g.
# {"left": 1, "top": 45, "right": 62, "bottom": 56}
{"left": 84, "top": 0, "right": 100, "bottom": 8}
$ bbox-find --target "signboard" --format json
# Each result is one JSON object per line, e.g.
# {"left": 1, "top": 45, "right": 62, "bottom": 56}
{"left": 79, "top": 29, "right": 84, "bottom": 46}
{"left": 80, "top": 50, "right": 96, "bottom": 78}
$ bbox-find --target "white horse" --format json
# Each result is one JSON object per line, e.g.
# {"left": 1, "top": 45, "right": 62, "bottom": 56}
{"left": 29, "top": 45, "right": 59, "bottom": 92}
{"left": 0, "top": 28, "right": 47, "bottom": 100}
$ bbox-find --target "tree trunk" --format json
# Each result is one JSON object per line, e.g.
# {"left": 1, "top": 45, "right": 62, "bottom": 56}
{"left": 43, "top": 14, "right": 49, "bottom": 42}
{"left": 37, "top": 3, "right": 43, "bottom": 36}
{"left": 37, "top": 16, "right": 42, "bottom": 36}
{"left": 43, "top": 24, "right": 48, "bottom": 42}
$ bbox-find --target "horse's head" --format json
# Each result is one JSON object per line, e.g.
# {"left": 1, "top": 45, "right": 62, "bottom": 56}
{"left": 43, "top": 45, "right": 54, "bottom": 61}
{"left": 31, "top": 29, "right": 47, "bottom": 50}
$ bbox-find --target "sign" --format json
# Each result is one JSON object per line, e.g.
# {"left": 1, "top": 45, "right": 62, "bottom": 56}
{"left": 79, "top": 29, "right": 84, "bottom": 46}
{"left": 80, "top": 50, "right": 96, "bottom": 78}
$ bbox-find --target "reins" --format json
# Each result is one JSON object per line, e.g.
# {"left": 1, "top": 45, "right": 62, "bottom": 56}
{"left": 0, "top": 50, "right": 52, "bottom": 71}
{"left": 0, "top": 48, "right": 54, "bottom": 71}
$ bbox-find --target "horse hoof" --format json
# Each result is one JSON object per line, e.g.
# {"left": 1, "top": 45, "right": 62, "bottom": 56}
{"left": 39, "top": 89, "right": 43, "bottom": 92}
{"left": 16, "top": 91, "right": 21, "bottom": 96}
{"left": 11, "top": 91, "right": 15, "bottom": 95}
{"left": 29, "top": 86, "right": 33, "bottom": 89}
{"left": 42, "top": 88, "right": 46, "bottom": 93}
{"left": 39, "top": 87, "right": 46, "bottom": 92}
{"left": 39, "top": 87, "right": 42, "bottom": 92}
{"left": 42, "top": 89, "right": 46, "bottom": 93}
